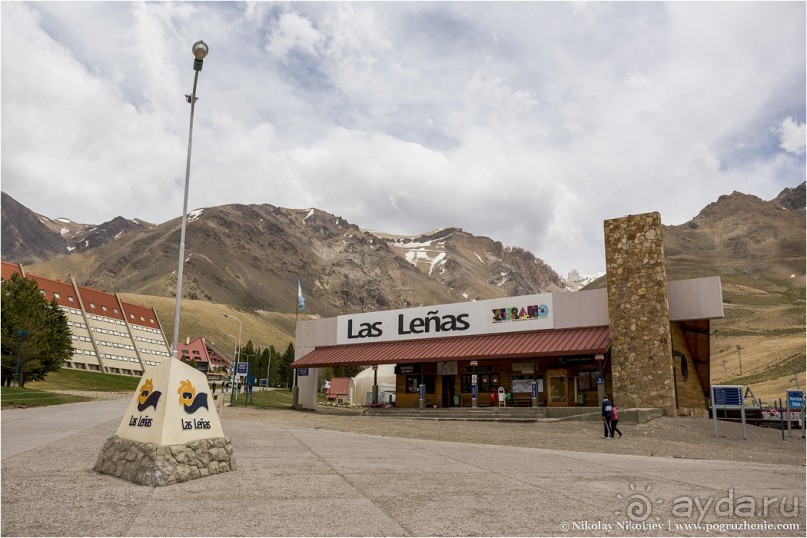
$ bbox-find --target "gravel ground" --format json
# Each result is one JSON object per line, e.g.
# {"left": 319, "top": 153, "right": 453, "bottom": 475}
{"left": 224, "top": 405, "right": 806, "bottom": 467}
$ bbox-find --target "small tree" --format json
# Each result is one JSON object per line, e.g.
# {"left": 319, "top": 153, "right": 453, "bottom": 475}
{"left": 1, "top": 273, "right": 72, "bottom": 386}
{"left": 277, "top": 342, "right": 295, "bottom": 388}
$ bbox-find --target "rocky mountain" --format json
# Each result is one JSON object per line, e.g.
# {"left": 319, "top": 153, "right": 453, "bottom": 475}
{"left": 584, "top": 182, "right": 805, "bottom": 403}
{"left": 1, "top": 192, "right": 153, "bottom": 264}
{"left": 1, "top": 192, "right": 69, "bottom": 264}
{"left": 662, "top": 185, "right": 805, "bottom": 285}
{"left": 3, "top": 183, "right": 804, "bottom": 403}
{"left": 9, "top": 202, "right": 563, "bottom": 317}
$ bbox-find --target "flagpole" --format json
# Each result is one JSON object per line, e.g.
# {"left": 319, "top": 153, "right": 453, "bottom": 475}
{"left": 292, "top": 279, "right": 303, "bottom": 409}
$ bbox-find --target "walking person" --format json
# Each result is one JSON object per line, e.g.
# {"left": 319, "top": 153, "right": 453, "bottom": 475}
{"left": 610, "top": 401, "right": 623, "bottom": 438}
{"left": 602, "top": 395, "right": 613, "bottom": 438}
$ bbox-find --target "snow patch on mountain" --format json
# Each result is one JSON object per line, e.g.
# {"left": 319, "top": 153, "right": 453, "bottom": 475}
{"left": 563, "top": 269, "right": 606, "bottom": 291}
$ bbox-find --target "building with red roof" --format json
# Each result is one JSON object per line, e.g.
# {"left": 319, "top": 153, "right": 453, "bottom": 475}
{"left": 177, "top": 336, "right": 232, "bottom": 373}
{"left": 2, "top": 261, "right": 171, "bottom": 376}
{"left": 325, "top": 377, "right": 351, "bottom": 404}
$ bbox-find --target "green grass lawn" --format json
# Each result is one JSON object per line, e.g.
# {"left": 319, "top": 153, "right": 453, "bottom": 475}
{"left": 3, "top": 369, "right": 324, "bottom": 410}
{"left": 2, "top": 368, "right": 140, "bottom": 409}
{"left": 1, "top": 386, "right": 91, "bottom": 408}
{"left": 27, "top": 368, "right": 141, "bottom": 392}
{"left": 221, "top": 388, "right": 326, "bottom": 409}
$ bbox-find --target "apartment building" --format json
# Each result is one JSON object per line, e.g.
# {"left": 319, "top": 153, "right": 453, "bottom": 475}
{"left": 2, "top": 261, "right": 171, "bottom": 376}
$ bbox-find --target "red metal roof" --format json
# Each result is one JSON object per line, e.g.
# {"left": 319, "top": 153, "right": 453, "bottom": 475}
{"left": 326, "top": 377, "right": 351, "bottom": 398}
{"left": 120, "top": 301, "right": 161, "bottom": 330}
{"left": 177, "top": 337, "right": 232, "bottom": 368}
{"left": 2, "top": 263, "right": 77, "bottom": 306}
{"left": 76, "top": 285, "right": 125, "bottom": 321}
{"left": 2, "top": 262, "right": 166, "bottom": 330}
{"left": 294, "top": 326, "right": 610, "bottom": 368}
{"left": 1, "top": 261, "right": 25, "bottom": 280}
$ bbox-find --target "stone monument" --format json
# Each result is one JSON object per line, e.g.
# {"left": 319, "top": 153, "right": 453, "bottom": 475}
{"left": 94, "top": 358, "right": 236, "bottom": 486}
{"left": 604, "top": 212, "right": 676, "bottom": 416}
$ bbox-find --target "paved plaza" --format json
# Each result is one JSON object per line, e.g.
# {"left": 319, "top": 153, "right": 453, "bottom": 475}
{"left": 1, "top": 399, "right": 804, "bottom": 536}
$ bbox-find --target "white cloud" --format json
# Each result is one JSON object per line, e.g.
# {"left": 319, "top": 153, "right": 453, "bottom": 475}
{"left": 777, "top": 117, "right": 806, "bottom": 154}
{"left": 266, "top": 11, "right": 323, "bottom": 60}
{"left": 1, "top": 2, "right": 804, "bottom": 276}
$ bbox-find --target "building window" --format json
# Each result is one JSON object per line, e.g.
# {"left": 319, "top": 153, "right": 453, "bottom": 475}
{"left": 460, "top": 373, "right": 499, "bottom": 394}
{"left": 405, "top": 375, "right": 435, "bottom": 394}
{"left": 54, "top": 292, "right": 61, "bottom": 299}
{"left": 90, "top": 303, "right": 96, "bottom": 309}
{"left": 68, "top": 296, "right": 75, "bottom": 302}
{"left": 578, "top": 371, "right": 598, "bottom": 391}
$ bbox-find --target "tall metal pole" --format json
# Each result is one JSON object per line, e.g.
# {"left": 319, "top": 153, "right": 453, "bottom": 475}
{"left": 171, "top": 41, "right": 209, "bottom": 360}
{"left": 223, "top": 332, "right": 237, "bottom": 412}
{"left": 223, "top": 314, "right": 241, "bottom": 405}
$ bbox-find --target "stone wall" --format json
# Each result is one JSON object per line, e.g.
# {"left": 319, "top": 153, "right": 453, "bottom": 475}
{"left": 94, "top": 435, "right": 236, "bottom": 486}
{"left": 604, "top": 212, "right": 676, "bottom": 415}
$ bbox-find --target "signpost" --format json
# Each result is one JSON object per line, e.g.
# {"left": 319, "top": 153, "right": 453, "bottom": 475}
{"left": 711, "top": 385, "right": 747, "bottom": 440}
{"left": 231, "top": 362, "right": 249, "bottom": 406}
{"left": 786, "top": 390, "right": 804, "bottom": 439}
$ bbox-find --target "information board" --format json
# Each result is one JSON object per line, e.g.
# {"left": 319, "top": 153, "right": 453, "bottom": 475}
{"left": 512, "top": 376, "right": 543, "bottom": 394}
{"left": 787, "top": 390, "right": 804, "bottom": 410}
{"left": 711, "top": 385, "right": 747, "bottom": 440}
{"left": 712, "top": 385, "right": 743, "bottom": 407}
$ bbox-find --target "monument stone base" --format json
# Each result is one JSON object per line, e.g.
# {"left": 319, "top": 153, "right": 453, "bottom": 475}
{"left": 93, "top": 435, "right": 236, "bottom": 486}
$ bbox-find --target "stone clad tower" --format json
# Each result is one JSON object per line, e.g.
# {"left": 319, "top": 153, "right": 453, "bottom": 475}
{"left": 604, "top": 212, "right": 676, "bottom": 415}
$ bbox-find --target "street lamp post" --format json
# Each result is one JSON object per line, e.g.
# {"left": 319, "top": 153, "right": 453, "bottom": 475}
{"left": 241, "top": 353, "right": 257, "bottom": 406}
{"left": 14, "top": 331, "right": 30, "bottom": 387}
{"left": 222, "top": 332, "right": 238, "bottom": 415}
{"left": 263, "top": 344, "right": 272, "bottom": 391}
{"left": 222, "top": 314, "right": 242, "bottom": 406}
{"left": 171, "top": 40, "right": 209, "bottom": 361}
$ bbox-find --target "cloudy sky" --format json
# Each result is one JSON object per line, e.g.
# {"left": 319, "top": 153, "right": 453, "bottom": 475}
{"left": 2, "top": 2, "right": 805, "bottom": 276}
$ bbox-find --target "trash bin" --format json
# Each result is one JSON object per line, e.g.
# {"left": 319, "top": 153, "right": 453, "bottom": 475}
{"left": 577, "top": 393, "right": 585, "bottom": 405}
{"left": 453, "top": 395, "right": 459, "bottom": 406}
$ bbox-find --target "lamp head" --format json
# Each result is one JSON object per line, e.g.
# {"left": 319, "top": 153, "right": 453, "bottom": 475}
{"left": 192, "top": 40, "right": 209, "bottom": 71}
{"left": 192, "top": 40, "right": 209, "bottom": 60}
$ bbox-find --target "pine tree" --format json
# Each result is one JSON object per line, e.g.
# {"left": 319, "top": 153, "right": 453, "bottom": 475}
{"left": 1, "top": 273, "right": 72, "bottom": 386}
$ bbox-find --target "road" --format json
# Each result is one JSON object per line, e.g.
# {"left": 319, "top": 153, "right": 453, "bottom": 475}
{"left": 1, "top": 399, "right": 804, "bottom": 536}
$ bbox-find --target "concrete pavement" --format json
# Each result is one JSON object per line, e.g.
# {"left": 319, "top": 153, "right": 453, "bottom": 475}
{"left": 1, "top": 400, "right": 804, "bottom": 536}
{"left": 1, "top": 398, "right": 129, "bottom": 459}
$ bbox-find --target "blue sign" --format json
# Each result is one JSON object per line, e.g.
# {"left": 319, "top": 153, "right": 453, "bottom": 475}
{"left": 236, "top": 362, "right": 249, "bottom": 375}
{"left": 471, "top": 385, "right": 477, "bottom": 399}
{"left": 418, "top": 384, "right": 425, "bottom": 400}
{"left": 298, "top": 368, "right": 309, "bottom": 376}
{"left": 712, "top": 386, "right": 743, "bottom": 407}
{"left": 531, "top": 382, "right": 537, "bottom": 399}
{"left": 787, "top": 390, "right": 804, "bottom": 410}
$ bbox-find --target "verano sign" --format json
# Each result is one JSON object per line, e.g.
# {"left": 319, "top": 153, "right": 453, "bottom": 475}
{"left": 336, "top": 293, "right": 553, "bottom": 345}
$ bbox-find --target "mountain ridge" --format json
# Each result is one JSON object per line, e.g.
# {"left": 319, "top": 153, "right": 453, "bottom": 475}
{"left": 3, "top": 183, "right": 803, "bottom": 402}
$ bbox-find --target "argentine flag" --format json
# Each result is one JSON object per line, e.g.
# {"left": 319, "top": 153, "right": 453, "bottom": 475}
{"left": 297, "top": 279, "right": 305, "bottom": 310}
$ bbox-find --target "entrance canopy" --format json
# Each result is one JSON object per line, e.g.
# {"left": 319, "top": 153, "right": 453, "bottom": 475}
{"left": 293, "top": 326, "right": 610, "bottom": 368}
